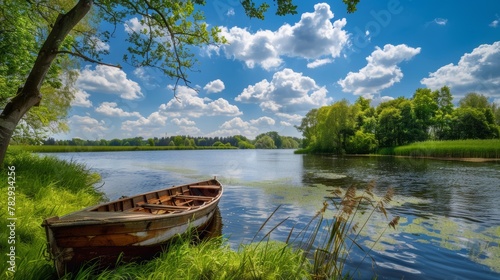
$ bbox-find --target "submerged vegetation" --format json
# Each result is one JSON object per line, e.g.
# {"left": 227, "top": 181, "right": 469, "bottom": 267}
{"left": 1, "top": 150, "right": 399, "bottom": 279}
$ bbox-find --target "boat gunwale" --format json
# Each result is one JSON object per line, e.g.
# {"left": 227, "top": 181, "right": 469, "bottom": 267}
{"left": 43, "top": 178, "right": 223, "bottom": 227}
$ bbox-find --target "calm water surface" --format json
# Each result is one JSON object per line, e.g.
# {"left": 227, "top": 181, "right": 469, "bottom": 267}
{"left": 48, "top": 150, "right": 500, "bottom": 280}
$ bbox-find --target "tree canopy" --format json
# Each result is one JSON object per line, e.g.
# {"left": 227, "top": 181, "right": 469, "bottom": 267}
{"left": 298, "top": 89, "right": 500, "bottom": 154}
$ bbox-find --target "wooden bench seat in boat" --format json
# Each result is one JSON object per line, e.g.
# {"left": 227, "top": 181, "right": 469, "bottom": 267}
{"left": 189, "top": 185, "right": 221, "bottom": 190}
{"left": 175, "top": 195, "right": 214, "bottom": 201}
{"left": 140, "top": 204, "right": 191, "bottom": 211}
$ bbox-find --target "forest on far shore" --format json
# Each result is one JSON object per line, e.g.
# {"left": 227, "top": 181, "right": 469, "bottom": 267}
{"left": 42, "top": 131, "right": 301, "bottom": 149}
{"left": 295, "top": 87, "right": 500, "bottom": 154}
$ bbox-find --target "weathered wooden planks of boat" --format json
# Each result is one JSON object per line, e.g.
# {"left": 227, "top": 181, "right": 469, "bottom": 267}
{"left": 42, "top": 177, "right": 223, "bottom": 276}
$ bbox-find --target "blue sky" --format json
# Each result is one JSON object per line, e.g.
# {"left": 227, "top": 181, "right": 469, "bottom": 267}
{"left": 59, "top": 0, "right": 500, "bottom": 140}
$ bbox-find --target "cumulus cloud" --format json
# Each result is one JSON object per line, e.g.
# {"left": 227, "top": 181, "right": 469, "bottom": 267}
{"left": 95, "top": 102, "right": 142, "bottom": 118}
{"left": 421, "top": 41, "right": 500, "bottom": 98}
{"left": 214, "top": 3, "right": 348, "bottom": 70}
{"left": 236, "top": 68, "right": 332, "bottom": 114}
{"left": 124, "top": 17, "right": 143, "bottom": 34}
{"left": 68, "top": 115, "right": 107, "bottom": 138}
{"left": 71, "top": 89, "right": 92, "bottom": 107}
{"left": 307, "top": 58, "right": 333, "bottom": 68}
{"left": 160, "top": 85, "right": 242, "bottom": 117}
{"left": 249, "top": 116, "right": 276, "bottom": 126}
{"left": 77, "top": 65, "right": 143, "bottom": 100}
{"left": 208, "top": 117, "right": 260, "bottom": 138}
{"left": 276, "top": 112, "right": 303, "bottom": 124}
{"left": 172, "top": 118, "right": 201, "bottom": 136}
{"left": 338, "top": 44, "right": 421, "bottom": 97}
{"left": 121, "top": 112, "right": 168, "bottom": 132}
{"left": 89, "top": 36, "right": 110, "bottom": 52}
{"left": 203, "top": 79, "right": 225, "bottom": 93}
{"left": 172, "top": 118, "right": 196, "bottom": 126}
{"left": 176, "top": 126, "right": 201, "bottom": 136}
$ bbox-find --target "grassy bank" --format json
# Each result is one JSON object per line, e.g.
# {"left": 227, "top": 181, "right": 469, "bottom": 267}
{"left": 378, "top": 139, "right": 500, "bottom": 159}
{"left": 13, "top": 145, "right": 237, "bottom": 153}
{"left": 0, "top": 150, "right": 104, "bottom": 279}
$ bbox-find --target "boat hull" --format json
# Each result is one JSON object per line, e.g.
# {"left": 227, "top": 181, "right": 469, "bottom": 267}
{"left": 42, "top": 178, "right": 222, "bottom": 276}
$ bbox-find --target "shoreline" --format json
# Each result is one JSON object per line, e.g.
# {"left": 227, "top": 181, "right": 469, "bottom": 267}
{"left": 347, "top": 154, "right": 500, "bottom": 163}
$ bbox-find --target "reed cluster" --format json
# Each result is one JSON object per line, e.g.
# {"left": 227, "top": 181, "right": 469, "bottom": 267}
{"left": 378, "top": 139, "right": 500, "bottom": 158}
{"left": 258, "top": 182, "right": 399, "bottom": 279}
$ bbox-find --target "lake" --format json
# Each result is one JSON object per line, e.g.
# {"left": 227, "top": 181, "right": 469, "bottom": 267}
{"left": 46, "top": 149, "right": 500, "bottom": 280}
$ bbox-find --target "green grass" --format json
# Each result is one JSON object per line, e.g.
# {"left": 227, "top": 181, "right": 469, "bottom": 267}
{"left": 13, "top": 145, "right": 237, "bottom": 153}
{"left": 63, "top": 238, "right": 310, "bottom": 280}
{"left": 377, "top": 139, "right": 500, "bottom": 159}
{"left": 1, "top": 150, "right": 104, "bottom": 279}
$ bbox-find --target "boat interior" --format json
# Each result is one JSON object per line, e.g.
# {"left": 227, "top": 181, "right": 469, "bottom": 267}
{"left": 90, "top": 183, "right": 221, "bottom": 215}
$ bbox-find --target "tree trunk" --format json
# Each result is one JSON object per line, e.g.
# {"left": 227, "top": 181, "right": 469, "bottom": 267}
{"left": 0, "top": 0, "right": 92, "bottom": 165}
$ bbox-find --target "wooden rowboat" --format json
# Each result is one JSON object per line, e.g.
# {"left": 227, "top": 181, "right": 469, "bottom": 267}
{"left": 42, "top": 177, "right": 223, "bottom": 276}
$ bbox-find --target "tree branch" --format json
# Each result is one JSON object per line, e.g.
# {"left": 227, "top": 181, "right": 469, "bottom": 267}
{"left": 56, "top": 49, "right": 121, "bottom": 69}
{"left": 143, "top": 0, "right": 191, "bottom": 91}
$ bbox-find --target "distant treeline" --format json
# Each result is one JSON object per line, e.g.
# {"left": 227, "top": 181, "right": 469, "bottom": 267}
{"left": 296, "top": 88, "right": 500, "bottom": 154}
{"left": 43, "top": 132, "right": 302, "bottom": 149}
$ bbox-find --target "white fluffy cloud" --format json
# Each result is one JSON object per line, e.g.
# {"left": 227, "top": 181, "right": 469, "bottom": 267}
{"left": 249, "top": 116, "right": 276, "bottom": 126}
{"left": 203, "top": 79, "right": 225, "bottom": 93}
{"left": 77, "top": 65, "right": 143, "bottom": 100}
{"left": 172, "top": 118, "right": 196, "bottom": 126}
{"left": 160, "top": 86, "right": 242, "bottom": 117}
{"left": 215, "top": 3, "right": 348, "bottom": 70}
{"left": 121, "top": 112, "right": 168, "bottom": 132}
{"left": 95, "top": 102, "right": 142, "bottom": 118}
{"left": 208, "top": 117, "right": 260, "bottom": 138}
{"left": 68, "top": 115, "right": 107, "bottom": 138}
{"left": 338, "top": 44, "right": 421, "bottom": 97}
{"left": 421, "top": 41, "right": 500, "bottom": 99}
{"left": 71, "top": 89, "right": 92, "bottom": 107}
{"left": 171, "top": 118, "right": 200, "bottom": 135}
{"left": 236, "top": 68, "right": 332, "bottom": 113}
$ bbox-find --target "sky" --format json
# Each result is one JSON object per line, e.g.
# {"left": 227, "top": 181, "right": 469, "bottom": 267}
{"left": 58, "top": 0, "right": 500, "bottom": 141}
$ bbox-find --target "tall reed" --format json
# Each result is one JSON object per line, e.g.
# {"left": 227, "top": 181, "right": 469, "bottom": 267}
{"left": 263, "top": 181, "right": 401, "bottom": 279}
